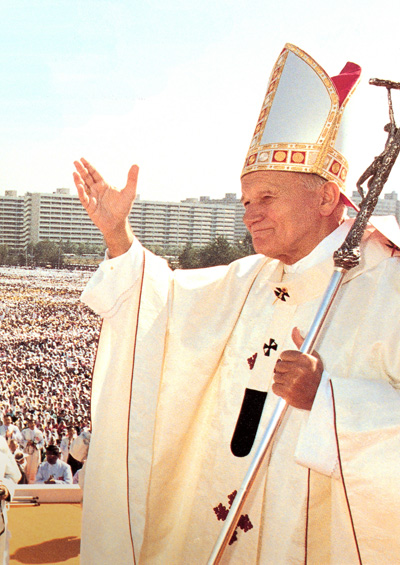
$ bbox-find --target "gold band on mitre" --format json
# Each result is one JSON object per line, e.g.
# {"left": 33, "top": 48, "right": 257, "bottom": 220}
{"left": 241, "top": 44, "right": 361, "bottom": 191}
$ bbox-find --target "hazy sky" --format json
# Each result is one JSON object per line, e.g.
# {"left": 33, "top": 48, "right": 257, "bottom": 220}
{"left": 1, "top": 0, "right": 400, "bottom": 201}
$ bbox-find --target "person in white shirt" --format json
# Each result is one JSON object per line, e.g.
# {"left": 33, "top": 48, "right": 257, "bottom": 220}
{"left": 20, "top": 418, "right": 44, "bottom": 484}
{"left": 0, "top": 414, "right": 21, "bottom": 446}
{"left": 35, "top": 445, "right": 73, "bottom": 485}
{"left": 60, "top": 426, "right": 77, "bottom": 463}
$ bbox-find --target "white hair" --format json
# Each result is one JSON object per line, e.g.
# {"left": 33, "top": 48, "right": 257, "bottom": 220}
{"left": 299, "top": 173, "right": 347, "bottom": 222}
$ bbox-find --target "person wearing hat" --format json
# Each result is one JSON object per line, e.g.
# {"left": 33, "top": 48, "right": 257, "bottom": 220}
{"left": 35, "top": 445, "right": 73, "bottom": 485}
{"left": 73, "top": 44, "right": 400, "bottom": 563}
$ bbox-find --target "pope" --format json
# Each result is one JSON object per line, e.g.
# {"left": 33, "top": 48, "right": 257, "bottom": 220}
{"left": 74, "top": 44, "right": 400, "bottom": 564}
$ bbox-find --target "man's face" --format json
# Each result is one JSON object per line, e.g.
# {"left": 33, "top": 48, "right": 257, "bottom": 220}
{"left": 3, "top": 416, "right": 12, "bottom": 427}
{"left": 241, "top": 171, "right": 326, "bottom": 265}
{"left": 46, "top": 451, "right": 59, "bottom": 465}
{"left": 27, "top": 420, "right": 35, "bottom": 430}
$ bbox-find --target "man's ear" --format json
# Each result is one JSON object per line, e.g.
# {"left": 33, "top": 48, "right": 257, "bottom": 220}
{"left": 319, "top": 181, "right": 341, "bottom": 216}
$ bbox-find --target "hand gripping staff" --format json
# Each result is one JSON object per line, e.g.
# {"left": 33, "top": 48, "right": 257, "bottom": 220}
{"left": 208, "top": 78, "right": 400, "bottom": 565}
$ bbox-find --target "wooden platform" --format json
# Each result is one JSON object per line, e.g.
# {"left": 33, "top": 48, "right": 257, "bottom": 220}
{"left": 8, "top": 503, "right": 82, "bottom": 564}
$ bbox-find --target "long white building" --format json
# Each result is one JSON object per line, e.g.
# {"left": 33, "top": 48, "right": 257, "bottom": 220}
{"left": 348, "top": 190, "right": 400, "bottom": 223}
{"left": 0, "top": 189, "right": 247, "bottom": 250}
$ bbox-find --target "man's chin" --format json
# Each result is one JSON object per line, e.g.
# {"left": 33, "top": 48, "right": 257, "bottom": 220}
{"left": 251, "top": 238, "right": 271, "bottom": 256}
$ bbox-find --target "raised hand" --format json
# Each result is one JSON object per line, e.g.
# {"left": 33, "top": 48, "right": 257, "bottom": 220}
{"left": 73, "top": 158, "right": 138, "bottom": 257}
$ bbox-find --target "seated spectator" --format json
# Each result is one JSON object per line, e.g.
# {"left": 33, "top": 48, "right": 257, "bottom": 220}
{"left": 35, "top": 445, "right": 72, "bottom": 485}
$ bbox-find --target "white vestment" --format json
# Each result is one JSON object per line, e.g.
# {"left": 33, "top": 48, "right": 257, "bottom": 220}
{"left": 0, "top": 426, "right": 22, "bottom": 445}
{"left": 20, "top": 428, "right": 44, "bottom": 484}
{"left": 0, "top": 436, "right": 21, "bottom": 564}
{"left": 80, "top": 219, "right": 400, "bottom": 564}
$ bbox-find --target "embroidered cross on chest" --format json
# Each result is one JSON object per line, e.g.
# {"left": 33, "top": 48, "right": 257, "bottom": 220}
{"left": 213, "top": 490, "right": 254, "bottom": 545}
{"left": 273, "top": 287, "right": 290, "bottom": 302}
{"left": 263, "top": 338, "right": 278, "bottom": 357}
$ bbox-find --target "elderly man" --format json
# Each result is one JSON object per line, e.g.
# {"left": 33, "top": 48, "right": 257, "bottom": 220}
{"left": 73, "top": 44, "right": 400, "bottom": 563}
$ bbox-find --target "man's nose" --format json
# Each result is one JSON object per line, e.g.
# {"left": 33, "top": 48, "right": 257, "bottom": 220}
{"left": 243, "top": 204, "right": 263, "bottom": 227}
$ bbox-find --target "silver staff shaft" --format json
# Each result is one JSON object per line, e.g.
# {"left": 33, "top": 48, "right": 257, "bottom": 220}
{"left": 207, "top": 268, "right": 346, "bottom": 564}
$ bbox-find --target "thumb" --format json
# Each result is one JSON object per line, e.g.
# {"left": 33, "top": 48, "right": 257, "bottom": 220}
{"left": 292, "top": 327, "right": 322, "bottom": 361}
{"left": 124, "top": 164, "right": 139, "bottom": 197}
{"left": 291, "top": 327, "right": 305, "bottom": 350}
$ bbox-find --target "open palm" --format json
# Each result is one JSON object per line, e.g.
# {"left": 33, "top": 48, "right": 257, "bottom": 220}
{"left": 73, "top": 158, "right": 138, "bottom": 238}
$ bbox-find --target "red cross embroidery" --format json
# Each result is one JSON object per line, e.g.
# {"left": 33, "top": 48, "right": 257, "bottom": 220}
{"left": 213, "top": 490, "right": 254, "bottom": 545}
{"left": 247, "top": 353, "right": 257, "bottom": 370}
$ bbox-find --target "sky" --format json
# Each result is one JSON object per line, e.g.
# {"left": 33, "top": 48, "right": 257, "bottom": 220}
{"left": 1, "top": 0, "right": 400, "bottom": 202}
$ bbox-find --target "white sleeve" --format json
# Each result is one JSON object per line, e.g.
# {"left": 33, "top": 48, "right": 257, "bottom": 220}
{"left": 81, "top": 237, "right": 146, "bottom": 317}
{"left": 294, "top": 371, "right": 340, "bottom": 478}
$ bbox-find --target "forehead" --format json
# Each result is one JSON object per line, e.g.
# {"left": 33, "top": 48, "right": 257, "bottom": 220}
{"left": 241, "top": 170, "right": 305, "bottom": 199}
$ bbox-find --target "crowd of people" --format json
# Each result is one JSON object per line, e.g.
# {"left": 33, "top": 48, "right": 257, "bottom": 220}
{"left": 0, "top": 266, "right": 99, "bottom": 484}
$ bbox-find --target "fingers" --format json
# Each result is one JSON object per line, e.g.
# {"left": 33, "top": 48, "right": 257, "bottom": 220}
{"left": 80, "top": 158, "right": 104, "bottom": 184}
{"left": 124, "top": 164, "right": 139, "bottom": 200}
{"left": 73, "top": 159, "right": 103, "bottom": 198}
{"left": 72, "top": 171, "right": 90, "bottom": 209}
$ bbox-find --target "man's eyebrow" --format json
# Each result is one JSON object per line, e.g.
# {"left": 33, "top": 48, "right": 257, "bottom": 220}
{"left": 240, "top": 189, "right": 275, "bottom": 203}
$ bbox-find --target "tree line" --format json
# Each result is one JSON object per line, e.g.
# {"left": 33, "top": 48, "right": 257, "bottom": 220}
{"left": 0, "top": 241, "right": 105, "bottom": 268}
{"left": 0, "top": 234, "right": 255, "bottom": 270}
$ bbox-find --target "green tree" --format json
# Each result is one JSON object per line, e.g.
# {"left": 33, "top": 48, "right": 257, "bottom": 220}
{"left": 33, "top": 241, "right": 63, "bottom": 268}
{"left": 178, "top": 243, "right": 201, "bottom": 269}
{"left": 178, "top": 235, "right": 255, "bottom": 269}
{"left": 0, "top": 245, "right": 8, "bottom": 265}
{"left": 234, "top": 232, "right": 255, "bottom": 256}
{"left": 197, "top": 236, "right": 236, "bottom": 267}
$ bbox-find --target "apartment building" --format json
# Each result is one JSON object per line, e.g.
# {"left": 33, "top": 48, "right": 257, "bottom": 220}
{"left": 23, "top": 189, "right": 104, "bottom": 246}
{"left": 348, "top": 190, "right": 400, "bottom": 223}
{"left": 132, "top": 193, "right": 246, "bottom": 248}
{"left": 0, "top": 189, "right": 247, "bottom": 250}
{"left": 0, "top": 190, "right": 25, "bottom": 250}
